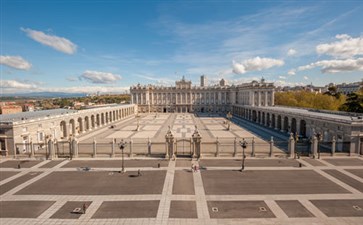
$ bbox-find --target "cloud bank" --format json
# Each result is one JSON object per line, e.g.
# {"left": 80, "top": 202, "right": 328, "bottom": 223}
{"left": 0, "top": 55, "right": 32, "bottom": 70}
{"left": 21, "top": 28, "right": 77, "bottom": 54}
{"left": 80, "top": 70, "right": 122, "bottom": 84}
{"left": 232, "top": 57, "right": 284, "bottom": 74}
{"left": 1, "top": 80, "right": 38, "bottom": 89}
{"left": 316, "top": 34, "right": 363, "bottom": 59}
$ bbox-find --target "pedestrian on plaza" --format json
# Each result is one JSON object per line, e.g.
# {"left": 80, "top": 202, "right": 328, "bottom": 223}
{"left": 194, "top": 164, "right": 198, "bottom": 172}
{"left": 138, "top": 169, "right": 142, "bottom": 176}
{"left": 83, "top": 203, "right": 88, "bottom": 214}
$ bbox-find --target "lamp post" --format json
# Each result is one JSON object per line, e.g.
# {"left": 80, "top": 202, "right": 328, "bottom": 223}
{"left": 239, "top": 138, "right": 247, "bottom": 172}
{"left": 118, "top": 139, "right": 127, "bottom": 173}
{"left": 226, "top": 112, "right": 232, "bottom": 130}
{"left": 294, "top": 132, "right": 299, "bottom": 159}
{"left": 316, "top": 132, "right": 322, "bottom": 159}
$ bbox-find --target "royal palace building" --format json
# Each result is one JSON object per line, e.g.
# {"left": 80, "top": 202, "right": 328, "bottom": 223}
{"left": 130, "top": 76, "right": 275, "bottom": 113}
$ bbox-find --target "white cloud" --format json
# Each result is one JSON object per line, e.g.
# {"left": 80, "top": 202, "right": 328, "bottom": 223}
{"left": 303, "top": 76, "right": 309, "bottom": 80}
{"left": 0, "top": 55, "right": 32, "bottom": 70}
{"left": 287, "top": 48, "right": 297, "bottom": 56}
{"left": 274, "top": 80, "right": 305, "bottom": 87}
{"left": 316, "top": 34, "right": 363, "bottom": 58}
{"left": 278, "top": 76, "right": 286, "bottom": 79}
{"left": 80, "top": 70, "right": 122, "bottom": 84}
{"left": 232, "top": 57, "right": 284, "bottom": 74}
{"left": 21, "top": 28, "right": 77, "bottom": 54}
{"left": 45, "top": 86, "right": 129, "bottom": 94}
{"left": 298, "top": 58, "right": 363, "bottom": 73}
{"left": 0, "top": 80, "right": 38, "bottom": 89}
{"left": 287, "top": 69, "right": 296, "bottom": 75}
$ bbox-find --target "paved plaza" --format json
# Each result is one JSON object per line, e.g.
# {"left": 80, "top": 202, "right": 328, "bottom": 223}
{"left": 1, "top": 156, "right": 363, "bottom": 225}
{"left": 1, "top": 114, "right": 363, "bottom": 224}
{"left": 78, "top": 113, "right": 285, "bottom": 157}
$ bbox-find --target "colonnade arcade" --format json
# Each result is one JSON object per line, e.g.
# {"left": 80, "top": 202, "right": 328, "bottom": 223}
{"left": 232, "top": 105, "right": 350, "bottom": 144}
{"left": 59, "top": 106, "right": 135, "bottom": 139}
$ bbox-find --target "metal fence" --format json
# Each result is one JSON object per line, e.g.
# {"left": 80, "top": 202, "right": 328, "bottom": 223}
{"left": 12, "top": 137, "right": 352, "bottom": 159}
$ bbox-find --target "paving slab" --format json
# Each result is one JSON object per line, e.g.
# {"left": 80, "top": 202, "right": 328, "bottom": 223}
{"left": 207, "top": 201, "right": 275, "bottom": 218}
{"left": 303, "top": 158, "right": 327, "bottom": 166}
{"left": 173, "top": 170, "right": 195, "bottom": 195}
{"left": 0, "top": 201, "right": 55, "bottom": 218}
{"left": 310, "top": 199, "right": 363, "bottom": 217}
{"left": 0, "top": 171, "right": 20, "bottom": 181}
{"left": 39, "top": 160, "right": 65, "bottom": 168}
{"left": 0, "top": 172, "right": 42, "bottom": 195}
{"left": 0, "top": 160, "right": 42, "bottom": 168}
{"left": 202, "top": 170, "right": 349, "bottom": 195}
{"left": 323, "top": 158, "right": 363, "bottom": 166}
{"left": 323, "top": 169, "right": 363, "bottom": 193}
{"left": 346, "top": 169, "right": 363, "bottom": 179}
{"left": 50, "top": 201, "right": 92, "bottom": 219}
{"left": 169, "top": 201, "right": 198, "bottom": 218}
{"left": 175, "top": 159, "right": 193, "bottom": 167}
{"left": 62, "top": 159, "right": 168, "bottom": 168}
{"left": 92, "top": 201, "right": 159, "bottom": 218}
{"left": 200, "top": 159, "right": 302, "bottom": 167}
{"left": 16, "top": 171, "right": 166, "bottom": 195}
{"left": 276, "top": 200, "right": 315, "bottom": 218}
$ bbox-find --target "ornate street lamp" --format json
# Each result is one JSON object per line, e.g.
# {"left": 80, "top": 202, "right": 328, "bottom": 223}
{"left": 294, "top": 132, "right": 299, "bottom": 159}
{"left": 118, "top": 139, "right": 127, "bottom": 173}
{"left": 239, "top": 138, "right": 247, "bottom": 172}
{"left": 226, "top": 112, "right": 233, "bottom": 130}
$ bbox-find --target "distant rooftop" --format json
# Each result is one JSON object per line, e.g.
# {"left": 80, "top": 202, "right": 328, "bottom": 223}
{"left": 0, "top": 109, "right": 77, "bottom": 123}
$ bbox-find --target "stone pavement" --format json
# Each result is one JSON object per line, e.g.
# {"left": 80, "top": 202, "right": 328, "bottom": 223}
{"left": 0, "top": 156, "right": 363, "bottom": 224}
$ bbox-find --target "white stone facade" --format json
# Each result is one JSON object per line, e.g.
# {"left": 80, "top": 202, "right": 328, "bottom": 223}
{"left": 130, "top": 77, "right": 274, "bottom": 113}
{"left": 0, "top": 104, "right": 137, "bottom": 156}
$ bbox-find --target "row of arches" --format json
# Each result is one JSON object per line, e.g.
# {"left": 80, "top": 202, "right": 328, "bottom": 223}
{"left": 59, "top": 106, "right": 135, "bottom": 139}
{"left": 233, "top": 106, "right": 307, "bottom": 137}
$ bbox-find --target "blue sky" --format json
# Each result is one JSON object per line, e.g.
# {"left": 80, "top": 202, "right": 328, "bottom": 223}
{"left": 1, "top": 0, "right": 362, "bottom": 94}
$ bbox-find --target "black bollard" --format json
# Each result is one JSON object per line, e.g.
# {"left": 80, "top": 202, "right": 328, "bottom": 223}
{"left": 299, "top": 163, "right": 302, "bottom": 168}
{"left": 157, "top": 163, "right": 160, "bottom": 168}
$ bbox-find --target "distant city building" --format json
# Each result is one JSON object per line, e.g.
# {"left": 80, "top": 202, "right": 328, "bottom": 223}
{"left": 22, "top": 104, "right": 35, "bottom": 112}
{"left": 130, "top": 77, "right": 275, "bottom": 113}
{"left": 0, "top": 104, "right": 22, "bottom": 115}
{"left": 336, "top": 82, "right": 362, "bottom": 95}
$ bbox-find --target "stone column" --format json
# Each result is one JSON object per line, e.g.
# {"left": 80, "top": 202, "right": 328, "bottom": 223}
{"left": 215, "top": 137, "right": 220, "bottom": 157}
{"left": 257, "top": 91, "right": 261, "bottom": 106}
{"left": 288, "top": 133, "right": 295, "bottom": 158}
{"left": 30, "top": 140, "right": 35, "bottom": 158}
{"left": 269, "top": 136, "right": 274, "bottom": 157}
{"left": 233, "top": 137, "right": 237, "bottom": 157}
{"left": 165, "top": 126, "right": 175, "bottom": 160}
{"left": 311, "top": 136, "right": 318, "bottom": 158}
{"left": 48, "top": 139, "right": 55, "bottom": 160}
{"left": 264, "top": 92, "right": 268, "bottom": 106}
{"left": 93, "top": 139, "right": 97, "bottom": 158}
{"left": 111, "top": 138, "right": 116, "bottom": 158}
{"left": 271, "top": 90, "right": 275, "bottom": 106}
{"left": 331, "top": 136, "right": 336, "bottom": 156}
{"left": 72, "top": 138, "right": 78, "bottom": 158}
{"left": 251, "top": 137, "right": 255, "bottom": 157}
{"left": 251, "top": 91, "right": 255, "bottom": 106}
{"left": 192, "top": 126, "right": 202, "bottom": 159}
